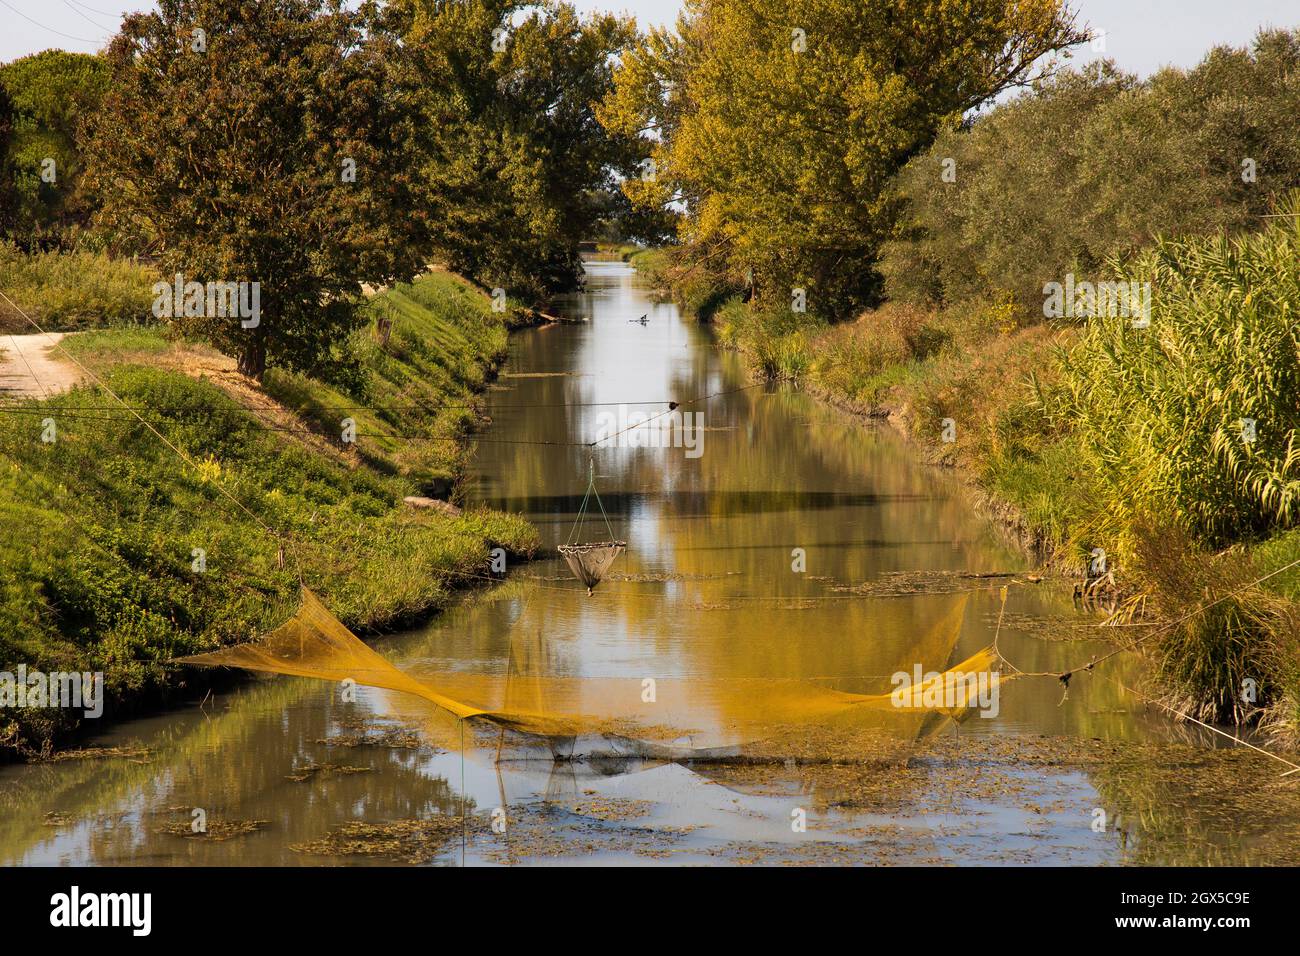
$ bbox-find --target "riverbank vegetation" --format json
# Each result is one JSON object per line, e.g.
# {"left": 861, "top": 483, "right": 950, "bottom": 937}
{"left": 0, "top": 271, "right": 538, "bottom": 758}
{"left": 613, "top": 6, "right": 1300, "bottom": 735}
{"left": 0, "top": 244, "right": 156, "bottom": 331}
{"left": 3, "top": 0, "right": 1297, "bottom": 750}
{"left": 0, "top": 0, "right": 655, "bottom": 758}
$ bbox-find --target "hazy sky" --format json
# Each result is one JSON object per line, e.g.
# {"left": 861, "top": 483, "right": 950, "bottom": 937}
{"left": 2, "top": 0, "right": 1297, "bottom": 76}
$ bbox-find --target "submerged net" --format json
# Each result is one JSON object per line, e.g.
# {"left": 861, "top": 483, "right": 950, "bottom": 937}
{"left": 557, "top": 541, "right": 625, "bottom": 593}
{"left": 177, "top": 589, "right": 1007, "bottom": 759}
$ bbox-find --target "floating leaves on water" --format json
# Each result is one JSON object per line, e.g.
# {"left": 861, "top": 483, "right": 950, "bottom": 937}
{"left": 290, "top": 817, "right": 467, "bottom": 864}
{"left": 317, "top": 729, "right": 423, "bottom": 750}
{"left": 606, "top": 570, "right": 741, "bottom": 583}
{"left": 285, "top": 762, "right": 372, "bottom": 782}
{"left": 155, "top": 818, "right": 268, "bottom": 841}
{"left": 982, "top": 611, "right": 1107, "bottom": 642}
{"left": 832, "top": 570, "right": 1036, "bottom": 597}
{"left": 317, "top": 715, "right": 425, "bottom": 750}
{"left": 43, "top": 745, "right": 151, "bottom": 764}
{"left": 560, "top": 798, "right": 654, "bottom": 822}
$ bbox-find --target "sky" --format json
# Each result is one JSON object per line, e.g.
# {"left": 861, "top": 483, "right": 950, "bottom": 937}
{"left": 1, "top": 0, "right": 1298, "bottom": 76}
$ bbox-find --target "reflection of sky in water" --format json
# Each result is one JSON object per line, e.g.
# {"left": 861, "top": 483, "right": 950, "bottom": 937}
{"left": 462, "top": 261, "right": 1139, "bottom": 742}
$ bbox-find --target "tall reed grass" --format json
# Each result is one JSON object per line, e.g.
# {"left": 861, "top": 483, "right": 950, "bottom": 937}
{"left": 1050, "top": 205, "right": 1300, "bottom": 553}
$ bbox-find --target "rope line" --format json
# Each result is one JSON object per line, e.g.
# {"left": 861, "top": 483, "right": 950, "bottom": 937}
{"left": 0, "top": 406, "right": 591, "bottom": 446}
{"left": 997, "top": 551, "right": 1300, "bottom": 684}
{"left": 431, "top": 561, "right": 1007, "bottom": 604}
{"left": 564, "top": 455, "right": 617, "bottom": 544}
{"left": 1102, "top": 672, "right": 1300, "bottom": 777}
{"left": 589, "top": 378, "right": 773, "bottom": 448}
{"left": 0, "top": 289, "right": 302, "bottom": 578}
{"left": 61, "top": 0, "right": 117, "bottom": 32}
{"left": 0, "top": 0, "right": 104, "bottom": 44}
{"left": 0, "top": 398, "right": 679, "bottom": 412}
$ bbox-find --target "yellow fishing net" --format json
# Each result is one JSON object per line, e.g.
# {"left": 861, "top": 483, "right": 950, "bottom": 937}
{"left": 177, "top": 589, "right": 1008, "bottom": 758}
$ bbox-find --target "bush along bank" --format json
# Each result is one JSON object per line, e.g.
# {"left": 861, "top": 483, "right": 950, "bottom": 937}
{"left": 638, "top": 212, "right": 1300, "bottom": 741}
{"left": 0, "top": 271, "right": 541, "bottom": 760}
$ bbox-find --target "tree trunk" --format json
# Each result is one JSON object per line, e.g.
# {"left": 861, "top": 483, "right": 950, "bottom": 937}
{"left": 238, "top": 336, "right": 267, "bottom": 382}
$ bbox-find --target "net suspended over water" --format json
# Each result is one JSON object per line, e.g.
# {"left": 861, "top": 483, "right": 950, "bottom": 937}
{"left": 557, "top": 456, "right": 623, "bottom": 594}
{"left": 557, "top": 541, "right": 625, "bottom": 593}
{"left": 177, "top": 589, "right": 1008, "bottom": 758}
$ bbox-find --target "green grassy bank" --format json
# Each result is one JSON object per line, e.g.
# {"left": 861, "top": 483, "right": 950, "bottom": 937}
{"left": 0, "top": 269, "right": 539, "bottom": 759}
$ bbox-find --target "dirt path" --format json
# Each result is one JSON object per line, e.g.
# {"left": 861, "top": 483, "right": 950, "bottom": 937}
{"left": 0, "top": 333, "right": 82, "bottom": 398}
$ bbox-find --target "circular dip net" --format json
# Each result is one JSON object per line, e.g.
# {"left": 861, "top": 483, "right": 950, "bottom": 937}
{"left": 557, "top": 541, "right": 626, "bottom": 595}
{"left": 557, "top": 456, "right": 623, "bottom": 594}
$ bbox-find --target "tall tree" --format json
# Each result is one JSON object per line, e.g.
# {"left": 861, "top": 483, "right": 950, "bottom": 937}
{"left": 85, "top": 0, "right": 430, "bottom": 379}
{"left": 400, "top": 0, "right": 647, "bottom": 299}
{"left": 602, "top": 0, "right": 1089, "bottom": 318}
{"left": 0, "top": 50, "right": 109, "bottom": 248}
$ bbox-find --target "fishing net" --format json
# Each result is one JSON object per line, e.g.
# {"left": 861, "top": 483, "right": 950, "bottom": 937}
{"left": 559, "top": 456, "right": 622, "bottom": 593}
{"left": 177, "top": 589, "right": 582, "bottom": 735}
{"left": 177, "top": 589, "right": 1008, "bottom": 760}
{"left": 557, "top": 541, "right": 625, "bottom": 594}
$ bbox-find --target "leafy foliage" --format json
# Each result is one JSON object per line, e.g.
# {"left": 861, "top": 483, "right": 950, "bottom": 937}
{"left": 1048, "top": 210, "right": 1300, "bottom": 549}
{"left": 0, "top": 83, "right": 15, "bottom": 239}
{"left": 603, "top": 0, "right": 1087, "bottom": 318}
{"left": 1135, "top": 523, "right": 1298, "bottom": 726}
{"left": 400, "top": 0, "right": 647, "bottom": 299}
{"left": 83, "top": 0, "right": 431, "bottom": 379}
{"left": 0, "top": 275, "right": 537, "bottom": 757}
{"left": 264, "top": 271, "right": 524, "bottom": 492}
{"left": 883, "top": 31, "right": 1300, "bottom": 311}
{"left": 0, "top": 50, "right": 110, "bottom": 248}
{"left": 0, "top": 242, "right": 158, "bottom": 332}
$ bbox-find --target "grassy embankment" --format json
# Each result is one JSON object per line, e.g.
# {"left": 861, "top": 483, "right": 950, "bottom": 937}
{"left": 0, "top": 253, "right": 539, "bottom": 758}
{"left": 634, "top": 218, "right": 1300, "bottom": 737}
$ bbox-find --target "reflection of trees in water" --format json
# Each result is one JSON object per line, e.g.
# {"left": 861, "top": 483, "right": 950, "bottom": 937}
{"left": 1087, "top": 745, "right": 1300, "bottom": 865}
{"left": 460, "top": 281, "right": 1143, "bottom": 742}
{"left": 1, "top": 677, "right": 466, "bottom": 865}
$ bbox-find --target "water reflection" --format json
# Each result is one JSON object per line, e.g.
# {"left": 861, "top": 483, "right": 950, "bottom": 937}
{"left": 2, "top": 260, "right": 1293, "bottom": 866}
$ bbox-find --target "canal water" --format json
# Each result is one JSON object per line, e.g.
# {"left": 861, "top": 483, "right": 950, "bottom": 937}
{"left": 1, "top": 259, "right": 1289, "bottom": 866}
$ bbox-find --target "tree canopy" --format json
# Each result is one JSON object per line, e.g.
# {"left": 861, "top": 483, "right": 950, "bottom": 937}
{"left": 399, "top": 0, "right": 648, "bottom": 298}
{"left": 601, "top": 0, "right": 1088, "bottom": 318}
{"left": 0, "top": 50, "right": 110, "bottom": 248}
{"left": 881, "top": 29, "right": 1300, "bottom": 311}
{"left": 84, "top": 0, "right": 430, "bottom": 379}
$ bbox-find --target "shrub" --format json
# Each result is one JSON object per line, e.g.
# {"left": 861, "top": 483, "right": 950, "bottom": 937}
{"left": 0, "top": 242, "right": 157, "bottom": 332}
{"left": 1135, "top": 523, "right": 1299, "bottom": 727}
